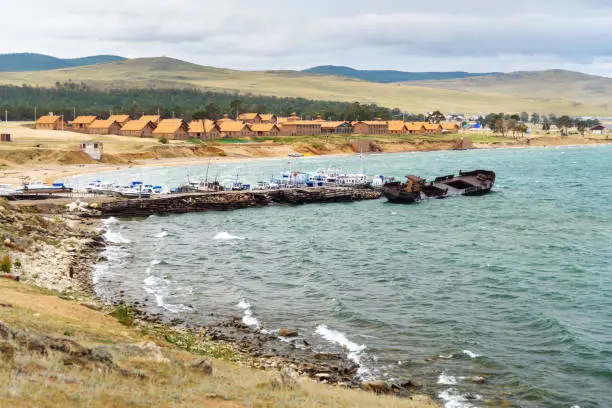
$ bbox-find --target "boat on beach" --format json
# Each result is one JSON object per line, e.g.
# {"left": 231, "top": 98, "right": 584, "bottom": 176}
{"left": 382, "top": 169, "right": 496, "bottom": 203}
{"left": 18, "top": 181, "right": 73, "bottom": 195}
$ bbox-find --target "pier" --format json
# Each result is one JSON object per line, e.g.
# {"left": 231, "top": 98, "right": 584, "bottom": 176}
{"left": 97, "top": 187, "right": 382, "bottom": 217}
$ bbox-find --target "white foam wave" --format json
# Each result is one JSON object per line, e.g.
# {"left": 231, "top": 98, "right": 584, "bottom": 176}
{"left": 155, "top": 231, "right": 168, "bottom": 238}
{"left": 438, "top": 373, "right": 458, "bottom": 385}
{"left": 237, "top": 299, "right": 260, "bottom": 328}
{"left": 439, "top": 354, "right": 454, "bottom": 359}
{"left": 102, "top": 217, "right": 119, "bottom": 226}
{"left": 462, "top": 350, "right": 481, "bottom": 359}
{"left": 103, "top": 230, "right": 131, "bottom": 244}
{"left": 162, "top": 303, "right": 193, "bottom": 313}
{"left": 315, "top": 324, "right": 367, "bottom": 368}
{"left": 214, "top": 232, "right": 245, "bottom": 241}
{"left": 151, "top": 259, "right": 161, "bottom": 266}
{"left": 438, "top": 388, "right": 481, "bottom": 408}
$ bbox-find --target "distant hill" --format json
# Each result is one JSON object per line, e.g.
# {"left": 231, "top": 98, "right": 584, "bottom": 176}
{"left": 0, "top": 53, "right": 126, "bottom": 72}
{"left": 303, "top": 65, "right": 499, "bottom": 83}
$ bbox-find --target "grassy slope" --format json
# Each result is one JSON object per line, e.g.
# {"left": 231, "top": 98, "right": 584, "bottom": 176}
{"left": 0, "top": 279, "right": 438, "bottom": 408}
{"left": 0, "top": 58, "right": 610, "bottom": 115}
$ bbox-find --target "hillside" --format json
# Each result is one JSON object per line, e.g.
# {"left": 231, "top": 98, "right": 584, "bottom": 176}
{"left": 0, "top": 53, "right": 126, "bottom": 72}
{"left": 303, "top": 65, "right": 498, "bottom": 83}
{"left": 0, "top": 57, "right": 611, "bottom": 115}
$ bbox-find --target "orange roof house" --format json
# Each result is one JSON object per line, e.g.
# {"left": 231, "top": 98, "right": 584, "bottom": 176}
{"left": 248, "top": 123, "right": 281, "bottom": 136}
{"left": 237, "top": 113, "right": 262, "bottom": 123}
{"left": 405, "top": 122, "right": 426, "bottom": 134}
{"left": 320, "top": 121, "right": 353, "bottom": 134}
{"left": 152, "top": 119, "right": 189, "bottom": 140}
{"left": 36, "top": 115, "right": 67, "bottom": 130}
{"left": 107, "top": 115, "right": 131, "bottom": 126}
{"left": 121, "top": 120, "right": 157, "bottom": 138}
{"left": 286, "top": 112, "right": 301, "bottom": 122}
{"left": 88, "top": 119, "right": 121, "bottom": 135}
{"left": 259, "top": 114, "right": 278, "bottom": 124}
{"left": 139, "top": 115, "right": 161, "bottom": 125}
{"left": 387, "top": 121, "right": 408, "bottom": 134}
{"left": 441, "top": 123, "right": 461, "bottom": 133}
{"left": 72, "top": 115, "right": 97, "bottom": 130}
{"left": 424, "top": 123, "right": 443, "bottom": 133}
{"left": 279, "top": 120, "right": 322, "bottom": 136}
{"left": 188, "top": 120, "right": 220, "bottom": 139}
{"left": 352, "top": 120, "right": 388, "bottom": 135}
{"left": 218, "top": 121, "right": 252, "bottom": 138}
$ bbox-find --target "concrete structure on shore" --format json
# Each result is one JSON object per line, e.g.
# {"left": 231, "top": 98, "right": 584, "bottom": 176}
{"left": 79, "top": 141, "right": 103, "bottom": 160}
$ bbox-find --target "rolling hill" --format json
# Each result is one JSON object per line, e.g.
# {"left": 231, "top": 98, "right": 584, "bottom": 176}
{"left": 303, "top": 65, "right": 499, "bottom": 83}
{"left": 0, "top": 57, "right": 611, "bottom": 115}
{"left": 0, "top": 53, "right": 126, "bottom": 72}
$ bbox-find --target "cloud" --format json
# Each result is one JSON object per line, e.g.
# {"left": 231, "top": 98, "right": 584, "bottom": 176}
{"left": 3, "top": 0, "right": 612, "bottom": 74}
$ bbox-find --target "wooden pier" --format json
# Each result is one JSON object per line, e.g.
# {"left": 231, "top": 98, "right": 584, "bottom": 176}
{"left": 97, "top": 187, "right": 382, "bottom": 217}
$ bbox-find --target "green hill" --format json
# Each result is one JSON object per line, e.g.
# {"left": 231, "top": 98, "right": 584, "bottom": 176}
{"left": 303, "top": 65, "right": 499, "bottom": 83}
{"left": 0, "top": 53, "right": 126, "bottom": 72}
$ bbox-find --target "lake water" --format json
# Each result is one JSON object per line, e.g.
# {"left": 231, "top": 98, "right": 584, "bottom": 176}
{"left": 76, "top": 146, "right": 612, "bottom": 408}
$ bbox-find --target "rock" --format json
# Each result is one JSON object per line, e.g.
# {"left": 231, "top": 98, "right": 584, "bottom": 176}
{"left": 278, "top": 329, "right": 298, "bottom": 338}
{"left": 270, "top": 367, "right": 300, "bottom": 390}
{"left": 471, "top": 376, "right": 486, "bottom": 384}
{"left": 0, "top": 341, "right": 14, "bottom": 363}
{"left": 191, "top": 359, "right": 213, "bottom": 376}
{"left": 88, "top": 347, "right": 114, "bottom": 365}
{"left": 14, "top": 333, "right": 47, "bottom": 355}
{"left": 0, "top": 321, "right": 12, "bottom": 339}
{"left": 80, "top": 302, "right": 102, "bottom": 311}
{"left": 362, "top": 381, "right": 391, "bottom": 394}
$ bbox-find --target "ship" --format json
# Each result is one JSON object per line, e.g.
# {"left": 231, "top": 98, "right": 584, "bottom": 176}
{"left": 381, "top": 170, "right": 496, "bottom": 204}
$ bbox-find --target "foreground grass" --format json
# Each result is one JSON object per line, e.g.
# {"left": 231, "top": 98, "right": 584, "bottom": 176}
{"left": 0, "top": 279, "right": 438, "bottom": 408}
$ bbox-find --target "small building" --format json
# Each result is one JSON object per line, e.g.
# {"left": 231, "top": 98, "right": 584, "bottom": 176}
{"left": 79, "top": 141, "right": 103, "bottom": 160}
{"left": 387, "top": 121, "right": 408, "bottom": 134}
{"left": 279, "top": 121, "right": 322, "bottom": 136}
{"left": 36, "top": 115, "right": 66, "bottom": 130}
{"left": 442, "top": 123, "right": 461, "bottom": 133}
{"left": 107, "top": 115, "right": 131, "bottom": 127}
{"left": 406, "top": 123, "right": 426, "bottom": 134}
{"left": 152, "top": 119, "right": 189, "bottom": 140}
{"left": 260, "top": 114, "right": 278, "bottom": 124}
{"left": 0, "top": 133, "right": 11, "bottom": 142}
{"left": 353, "top": 121, "right": 388, "bottom": 135}
{"left": 286, "top": 112, "right": 301, "bottom": 122}
{"left": 188, "top": 120, "right": 220, "bottom": 139}
{"left": 88, "top": 119, "right": 121, "bottom": 135}
{"left": 218, "top": 121, "right": 252, "bottom": 138}
{"left": 321, "top": 121, "right": 353, "bottom": 135}
{"left": 121, "top": 120, "right": 157, "bottom": 138}
{"left": 237, "top": 113, "right": 262, "bottom": 124}
{"left": 72, "top": 115, "right": 97, "bottom": 130}
{"left": 590, "top": 125, "right": 608, "bottom": 135}
{"left": 424, "top": 123, "right": 443, "bottom": 133}
{"left": 139, "top": 115, "right": 161, "bottom": 125}
{"left": 248, "top": 123, "right": 281, "bottom": 136}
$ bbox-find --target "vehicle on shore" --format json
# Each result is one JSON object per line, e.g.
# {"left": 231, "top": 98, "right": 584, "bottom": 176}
{"left": 382, "top": 170, "right": 496, "bottom": 203}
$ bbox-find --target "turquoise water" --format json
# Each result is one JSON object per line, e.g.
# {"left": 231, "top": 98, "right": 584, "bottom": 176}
{"left": 83, "top": 146, "right": 612, "bottom": 407}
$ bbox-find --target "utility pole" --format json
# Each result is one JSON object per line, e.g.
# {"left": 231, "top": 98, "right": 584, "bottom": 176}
{"left": 73, "top": 107, "right": 76, "bottom": 121}
{"left": 34, "top": 106, "right": 37, "bottom": 122}
{"left": 4, "top": 110, "right": 7, "bottom": 133}
{"left": 61, "top": 114, "right": 64, "bottom": 131}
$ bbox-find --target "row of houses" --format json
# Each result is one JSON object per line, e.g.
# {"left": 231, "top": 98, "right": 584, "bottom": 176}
{"left": 35, "top": 113, "right": 460, "bottom": 139}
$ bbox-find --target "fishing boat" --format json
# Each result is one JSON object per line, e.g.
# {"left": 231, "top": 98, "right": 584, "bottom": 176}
{"left": 18, "top": 181, "right": 73, "bottom": 195}
{"left": 86, "top": 180, "right": 117, "bottom": 195}
{"left": 113, "top": 181, "right": 153, "bottom": 198}
{"left": 382, "top": 170, "right": 496, "bottom": 204}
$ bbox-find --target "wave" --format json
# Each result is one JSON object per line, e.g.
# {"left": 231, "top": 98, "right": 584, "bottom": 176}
{"left": 237, "top": 299, "right": 260, "bottom": 328}
{"left": 315, "top": 324, "right": 367, "bottom": 370}
{"left": 438, "top": 373, "right": 458, "bottom": 385}
{"left": 162, "top": 303, "right": 193, "bottom": 313}
{"left": 103, "top": 230, "right": 131, "bottom": 244}
{"left": 214, "top": 232, "right": 245, "bottom": 241}
{"left": 101, "top": 216, "right": 119, "bottom": 226}
{"left": 155, "top": 231, "right": 169, "bottom": 238}
{"left": 438, "top": 388, "right": 482, "bottom": 408}
{"left": 462, "top": 350, "right": 482, "bottom": 359}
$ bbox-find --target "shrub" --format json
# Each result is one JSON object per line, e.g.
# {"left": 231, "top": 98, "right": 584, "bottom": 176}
{"left": 0, "top": 255, "right": 11, "bottom": 273}
{"left": 13, "top": 258, "right": 21, "bottom": 268}
{"left": 110, "top": 303, "right": 135, "bottom": 326}
{"left": 158, "top": 137, "right": 169, "bottom": 144}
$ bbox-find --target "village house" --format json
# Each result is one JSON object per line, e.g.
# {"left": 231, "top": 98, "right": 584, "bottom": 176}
{"left": 88, "top": 119, "right": 121, "bottom": 135}
{"left": 36, "top": 115, "right": 67, "bottom": 130}
{"left": 248, "top": 123, "right": 281, "bottom": 136}
{"left": 139, "top": 115, "right": 161, "bottom": 125}
{"left": 120, "top": 120, "right": 157, "bottom": 138}
{"left": 279, "top": 121, "right": 322, "bottom": 136}
{"left": 237, "top": 113, "right": 262, "bottom": 124}
{"left": 387, "top": 121, "right": 408, "bottom": 134}
{"left": 218, "top": 121, "right": 252, "bottom": 138}
{"left": 423, "top": 123, "right": 443, "bottom": 133}
{"left": 321, "top": 121, "right": 353, "bottom": 135}
{"left": 589, "top": 124, "right": 608, "bottom": 135}
{"left": 406, "top": 122, "right": 426, "bottom": 134}
{"left": 260, "top": 114, "right": 278, "bottom": 124}
{"left": 188, "top": 120, "right": 220, "bottom": 139}
{"left": 441, "top": 123, "right": 461, "bottom": 133}
{"left": 152, "top": 119, "right": 189, "bottom": 140}
{"left": 216, "top": 114, "right": 235, "bottom": 124}
{"left": 71, "top": 115, "right": 97, "bottom": 130}
{"left": 353, "top": 120, "right": 388, "bottom": 135}
{"left": 107, "top": 115, "right": 131, "bottom": 127}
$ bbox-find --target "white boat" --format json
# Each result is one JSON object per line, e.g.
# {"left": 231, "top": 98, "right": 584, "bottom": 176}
{"left": 0, "top": 184, "right": 16, "bottom": 196}
{"left": 87, "top": 180, "right": 117, "bottom": 195}
{"left": 18, "top": 181, "right": 73, "bottom": 195}
{"left": 113, "top": 181, "right": 153, "bottom": 198}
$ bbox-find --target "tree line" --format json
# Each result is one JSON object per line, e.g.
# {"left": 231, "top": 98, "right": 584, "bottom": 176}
{"left": 478, "top": 112, "right": 600, "bottom": 136}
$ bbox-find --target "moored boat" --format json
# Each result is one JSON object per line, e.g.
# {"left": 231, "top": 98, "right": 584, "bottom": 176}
{"left": 18, "top": 181, "right": 73, "bottom": 195}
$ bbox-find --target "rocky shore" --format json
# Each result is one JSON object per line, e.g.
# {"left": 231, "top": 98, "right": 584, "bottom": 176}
{"left": 0, "top": 198, "right": 428, "bottom": 401}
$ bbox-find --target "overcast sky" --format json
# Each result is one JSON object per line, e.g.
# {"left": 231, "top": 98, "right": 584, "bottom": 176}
{"left": 4, "top": 0, "right": 612, "bottom": 75}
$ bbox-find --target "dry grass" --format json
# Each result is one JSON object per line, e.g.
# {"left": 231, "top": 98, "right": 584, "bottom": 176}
{"left": 0, "top": 279, "right": 439, "bottom": 408}
{"left": 0, "top": 57, "right": 610, "bottom": 115}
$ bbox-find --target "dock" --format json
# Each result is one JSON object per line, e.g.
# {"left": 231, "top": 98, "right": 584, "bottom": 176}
{"left": 96, "top": 187, "right": 382, "bottom": 217}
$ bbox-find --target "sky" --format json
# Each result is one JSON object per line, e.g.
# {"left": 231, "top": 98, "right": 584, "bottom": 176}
{"left": 4, "top": 0, "right": 612, "bottom": 75}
